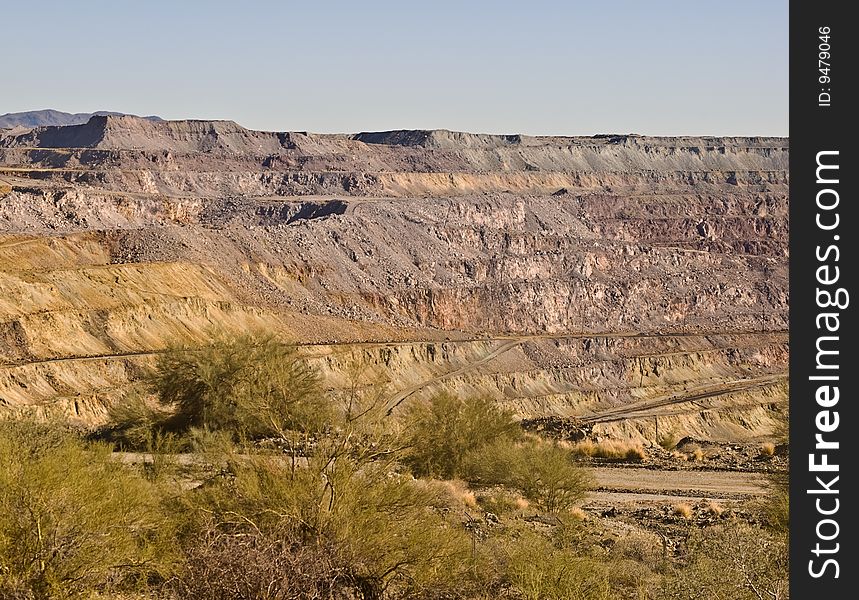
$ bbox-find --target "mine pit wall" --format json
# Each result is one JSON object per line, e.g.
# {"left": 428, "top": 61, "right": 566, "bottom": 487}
{"left": 586, "top": 388, "right": 788, "bottom": 444}
{"left": 276, "top": 335, "right": 788, "bottom": 444}
{"left": 1, "top": 125, "right": 788, "bottom": 175}
{"left": 2, "top": 168, "right": 787, "bottom": 199}
{"left": 0, "top": 187, "right": 787, "bottom": 438}
{"left": 355, "top": 283, "right": 786, "bottom": 336}
{"left": 0, "top": 191, "right": 787, "bottom": 341}
{"left": 0, "top": 122, "right": 789, "bottom": 442}
{"left": 2, "top": 333, "right": 786, "bottom": 445}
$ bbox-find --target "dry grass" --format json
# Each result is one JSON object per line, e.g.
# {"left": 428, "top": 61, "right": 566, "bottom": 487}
{"left": 706, "top": 501, "right": 724, "bottom": 517}
{"left": 612, "top": 531, "right": 663, "bottom": 567}
{"left": 673, "top": 503, "right": 693, "bottom": 519}
{"left": 566, "top": 506, "right": 588, "bottom": 521}
{"left": 571, "top": 439, "right": 647, "bottom": 461}
{"left": 514, "top": 496, "right": 530, "bottom": 510}
{"left": 476, "top": 490, "right": 529, "bottom": 515}
{"left": 430, "top": 479, "right": 477, "bottom": 508}
{"left": 625, "top": 445, "right": 648, "bottom": 461}
{"left": 760, "top": 442, "right": 776, "bottom": 457}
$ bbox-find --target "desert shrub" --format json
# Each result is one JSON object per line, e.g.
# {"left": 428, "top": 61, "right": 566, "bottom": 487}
{"left": 103, "top": 389, "right": 167, "bottom": 451}
{"left": 105, "top": 333, "right": 330, "bottom": 450}
{"left": 662, "top": 522, "right": 788, "bottom": 600}
{"left": 417, "top": 479, "right": 477, "bottom": 509}
{"left": 549, "top": 516, "right": 665, "bottom": 599}
{"left": 566, "top": 506, "right": 588, "bottom": 521}
{"left": 464, "top": 439, "right": 591, "bottom": 513}
{"left": 760, "top": 442, "right": 776, "bottom": 457}
{"left": 402, "top": 393, "right": 520, "bottom": 479}
{"left": 550, "top": 513, "right": 600, "bottom": 552}
{"left": 760, "top": 473, "right": 789, "bottom": 533}
{"left": 476, "top": 489, "right": 527, "bottom": 515}
{"left": 625, "top": 446, "right": 648, "bottom": 461}
{"left": 0, "top": 419, "right": 75, "bottom": 460}
{"left": 154, "top": 333, "right": 327, "bottom": 435}
{"left": 571, "top": 439, "right": 647, "bottom": 461}
{"left": 687, "top": 447, "right": 705, "bottom": 462}
{"left": 0, "top": 420, "right": 175, "bottom": 599}
{"left": 137, "top": 431, "right": 184, "bottom": 483}
{"left": 174, "top": 525, "right": 358, "bottom": 600}
{"left": 498, "top": 530, "right": 612, "bottom": 600}
{"left": 657, "top": 430, "right": 682, "bottom": 451}
{"left": 612, "top": 531, "right": 663, "bottom": 565}
{"left": 673, "top": 503, "right": 693, "bottom": 519}
{"left": 606, "top": 558, "right": 662, "bottom": 600}
{"left": 760, "top": 410, "right": 788, "bottom": 533}
{"left": 183, "top": 440, "right": 471, "bottom": 599}
{"left": 184, "top": 426, "right": 238, "bottom": 455}
{"left": 705, "top": 501, "right": 724, "bottom": 517}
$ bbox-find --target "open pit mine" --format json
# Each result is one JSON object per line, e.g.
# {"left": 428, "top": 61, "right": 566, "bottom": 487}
{"left": 0, "top": 115, "right": 787, "bottom": 448}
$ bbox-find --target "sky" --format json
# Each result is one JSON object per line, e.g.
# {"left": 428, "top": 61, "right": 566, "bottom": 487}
{"left": 2, "top": 0, "right": 788, "bottom": 136}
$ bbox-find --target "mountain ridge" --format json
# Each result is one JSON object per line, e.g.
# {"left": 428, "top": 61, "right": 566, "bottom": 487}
{"left": 0, "top": 109, "right": 163, "bottom": 129}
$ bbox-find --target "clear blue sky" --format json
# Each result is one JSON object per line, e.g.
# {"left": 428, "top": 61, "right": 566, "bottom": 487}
{"left": 2, "top": 0, "right": 788, "bottom": 136}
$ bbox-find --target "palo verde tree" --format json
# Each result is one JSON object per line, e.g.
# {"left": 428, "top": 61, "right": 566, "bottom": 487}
{"left": 103, "top": 332, "right": 333, "bottom": 452}
{"left": 401, "top": 392, "right": 521, "bottom": 479}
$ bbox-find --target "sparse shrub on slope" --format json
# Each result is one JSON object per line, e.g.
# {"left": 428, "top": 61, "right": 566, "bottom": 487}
{"left": 401, "top": 393, "right": 589, "bottom": 513}
{"left": 402, "top": 393, "right": 520, "bottom": 479}
{"left": 0, "top": 420, "right": 175, "bottom": 600}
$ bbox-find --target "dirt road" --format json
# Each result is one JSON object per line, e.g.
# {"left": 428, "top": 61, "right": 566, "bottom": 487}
{"left": 587, "top": 466, "right": 769, "bottom": 506}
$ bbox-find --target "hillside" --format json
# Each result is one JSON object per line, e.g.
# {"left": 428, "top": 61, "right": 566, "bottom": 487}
{"left": 0, "top": 115, "right": 787, "bottom": 444}
{"left": 0, "top": 109, "right": 163, "bottom": 129}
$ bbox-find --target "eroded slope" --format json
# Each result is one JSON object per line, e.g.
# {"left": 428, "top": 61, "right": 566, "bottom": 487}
{"left": 0, "top": 117, "right": 788, "bottom": 442}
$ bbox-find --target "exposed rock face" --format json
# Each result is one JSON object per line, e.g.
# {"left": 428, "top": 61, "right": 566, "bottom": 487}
{"left": 0, "top": 116, "right": 787, "bottom": 441}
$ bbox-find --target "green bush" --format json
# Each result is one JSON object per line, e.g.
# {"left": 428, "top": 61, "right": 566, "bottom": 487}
{"left": 155, "top": 333, "right": 327, "bottom": 435}
{"left": 183, "top": 445, "right": 471, "bottom": 599}
{"left": 476, "top": 489, "right": 527, "bottom": 515}
{"left": 498, "top": 530, "right": 612, "bottom": 600}
{"left": 105, "top": 333, "right": 330, "bottom": 450}
{"left": 662, "top": 522, "right": 788, "bottom": 600}
{"left": 761, "top": 474, "right": 789, "bottom": 533}
{"left": 0, "top": 420, "right": 175, "bottom": 599}
{"left": 103, "top": 388, "right": 169, "bottom": 451}
{"left": 464, "top": 439, "right": 592, "bottom": 513}
{"left": 402, "top": 393, "right": 520, "bottom": 479}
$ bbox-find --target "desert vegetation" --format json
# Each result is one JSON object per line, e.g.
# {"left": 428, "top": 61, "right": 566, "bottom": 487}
{"left": 0, "top": 334, "right": 788, "bottom": 599}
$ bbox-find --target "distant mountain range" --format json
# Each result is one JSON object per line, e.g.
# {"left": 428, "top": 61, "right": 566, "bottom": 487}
{"left": 0, "top": 109, "right": 163, "bottom": 129}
